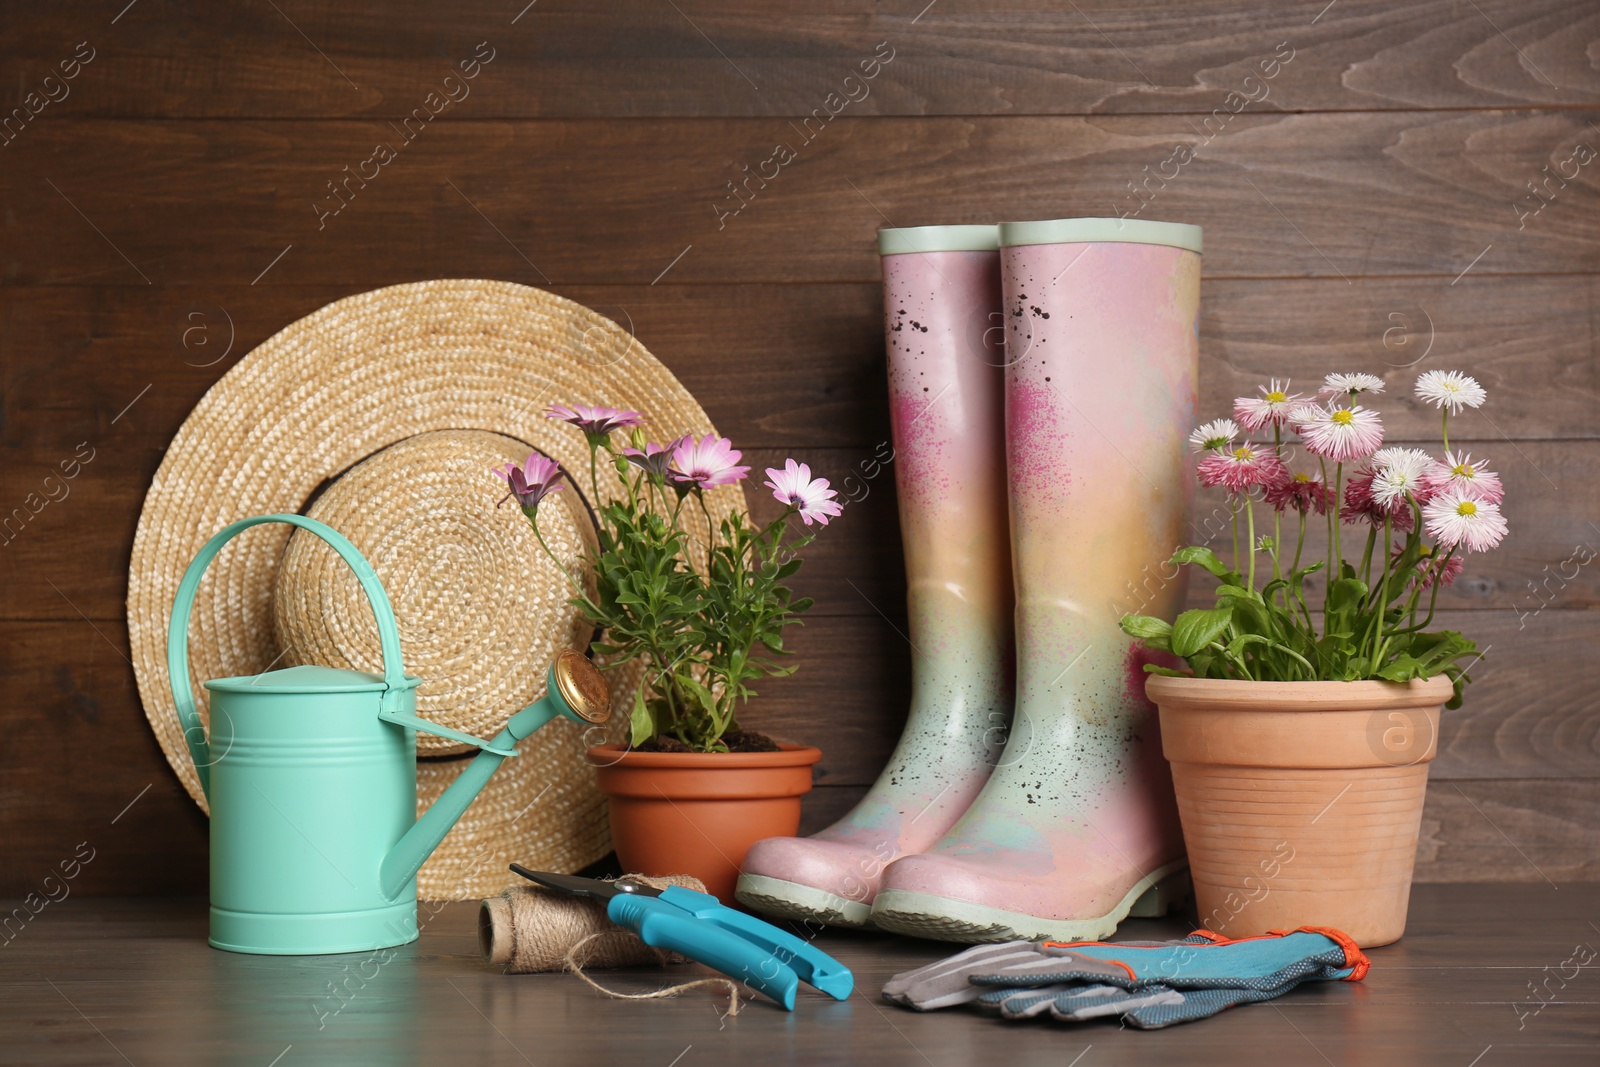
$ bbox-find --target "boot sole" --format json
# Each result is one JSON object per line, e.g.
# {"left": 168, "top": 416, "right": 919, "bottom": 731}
{"left": 734, "top": 873, "right": 875, "bottom": 928}
{"left": 870, "top": 861, "right": 1190, "bottom": 943}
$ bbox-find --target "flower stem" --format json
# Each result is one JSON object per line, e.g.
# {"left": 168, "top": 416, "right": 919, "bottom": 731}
{"left": 1246, "top": 495, "right": 1257, "bottom": 590}
{"left": 1271, "top": 505, "right": 1283, "bottom": 586}
{"left": 697, "top": 490, "right": 716, "bottom": 573}
{"left": 531, "top": 519, "right": 584, "bottom": 594}
{"left": 1319, "top": 457, "right": 1333, "bottom": 595}
{"left": 1441, "top": 409, "right": 1450, "bottom": 454}
{"left": 1231, "top": 504, "right": 1240, "bottom": 575}
{"left": 1291, "top": 510, "right": 1307, "bottom": 575}
{"left": 1332, "top": 461, "right": 1344, "bottom": 580}
{"left": 1363, "top": 514, "right": 1392, "bottom": 668}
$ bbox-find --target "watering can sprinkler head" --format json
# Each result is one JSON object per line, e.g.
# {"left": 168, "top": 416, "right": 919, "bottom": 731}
{"left": 526, "top": 649, "right": 612, "bottom": 731}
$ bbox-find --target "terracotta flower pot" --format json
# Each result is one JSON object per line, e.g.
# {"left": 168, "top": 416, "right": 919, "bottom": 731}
{"left": 1146, "top": 674, "right": 1454, "bottom": 948}
{"left": 586, "top": 744, "right": 822, "bottom": 903}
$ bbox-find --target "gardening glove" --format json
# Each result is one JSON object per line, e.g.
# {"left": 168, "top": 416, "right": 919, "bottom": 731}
{"left": 974, "top": 980, "right": 1309, "bottom": 1029}
{"left": 885, "top": 928, "right": 1368, "bottom": 1028}
{"left": 882, "top": 938, "right": 1181, "bottom": 1011}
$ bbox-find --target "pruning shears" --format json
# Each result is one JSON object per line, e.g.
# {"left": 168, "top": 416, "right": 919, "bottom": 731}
{"left": 510, "top": 865, "right": 854, "bottom": 1009}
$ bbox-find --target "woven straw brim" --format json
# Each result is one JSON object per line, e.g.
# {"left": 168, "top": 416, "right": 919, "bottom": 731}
{"left": 274, "top": 429, "right": 599, "bottom": 758}
{"left": 127, "top": 279, "right": 744, "bottom": 899}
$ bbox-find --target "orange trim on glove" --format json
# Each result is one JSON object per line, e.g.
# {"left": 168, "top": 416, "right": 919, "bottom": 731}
{"left": 1295, "top": 925, "right": 1371, "bottom": 981}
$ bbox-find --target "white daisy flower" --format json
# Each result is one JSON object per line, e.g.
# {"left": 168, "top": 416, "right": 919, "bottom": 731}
{"left": 1321, "top": 372, "right": 1386, "bottom": 397}
{"left": 1424, "top": 487, "right": 1508, "bottom": 553}
{"left": 1188, "top": 418, "right": 1240, "bottom": 453}
{"left": 1233, "top": 378, "right": 1305, "bottom": 431}
{"left": 1369, "top": 447, "right": 1434, "bottom": 508}
{"left": 1291, "top": 402, "right": 1385, "bottom": 462}
{"left": 1413, "top": 370, "right": 1487, "bottom": 413}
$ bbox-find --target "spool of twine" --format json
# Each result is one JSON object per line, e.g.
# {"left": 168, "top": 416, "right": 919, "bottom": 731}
{"left": 479, "top": 874, "right": 741, "bottom": 1015}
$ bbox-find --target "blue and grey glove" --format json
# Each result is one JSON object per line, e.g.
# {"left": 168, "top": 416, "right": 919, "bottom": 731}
{"left": 885, "top": 927, "right": 1369, "bottom": 1029}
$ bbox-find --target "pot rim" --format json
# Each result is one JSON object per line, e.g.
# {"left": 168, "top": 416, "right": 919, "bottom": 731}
{"left": 1147, "top": 672, "right": 1454, "bottom": 712}
{"left": 585, "top": 742, "right": 821, "bottom": 769}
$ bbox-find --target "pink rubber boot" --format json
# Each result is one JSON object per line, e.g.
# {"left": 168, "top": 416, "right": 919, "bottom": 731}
{"left": 872, "top": 218, "right": 1201, "bottom": 942}
{"left": 736, "top": 225, "right": 1013, "bottom": 926}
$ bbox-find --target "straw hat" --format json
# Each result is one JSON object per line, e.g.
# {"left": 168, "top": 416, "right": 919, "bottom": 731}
{"left": 127, "top": 279, "right": 745, "bottom": 899}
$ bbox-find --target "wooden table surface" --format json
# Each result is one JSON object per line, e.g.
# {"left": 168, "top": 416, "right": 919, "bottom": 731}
{"left": 3, "top": 883, "right": 1596, "bottom": 1066}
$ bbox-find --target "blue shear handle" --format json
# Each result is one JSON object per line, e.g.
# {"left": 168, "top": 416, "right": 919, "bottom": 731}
{"left": 608, "top": 894, "right": 801, "bottom": 1011}
{"left": 657, "top": 886, "right": 854, "bottom": 1001}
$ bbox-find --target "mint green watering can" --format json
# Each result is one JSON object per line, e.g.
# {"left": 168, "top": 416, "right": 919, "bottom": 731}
{"left": 168, "top": 514, "right": 610, "bottom": 956}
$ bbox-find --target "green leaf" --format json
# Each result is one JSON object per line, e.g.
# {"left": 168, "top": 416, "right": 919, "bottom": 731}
{"left": 1375, "top": 654, "right": 1427, "bottom": 682}
{"left": 628, "top": 687, "right": 654, "bottom": 748}
{"left": 1142, "top": 664, "right": 1188, "bottom": 677}
{"left": 1326, "top": 577, "right": 1369, "bottom": 617}
{"left": 1171, "top": 606, "right": 1233, "bottom": 658}
{"left": 1170, "top": 546, "right": 1242, "bottom": 584}
{"left": 1119, "top": 614, "right": 1174, "bottom": 648}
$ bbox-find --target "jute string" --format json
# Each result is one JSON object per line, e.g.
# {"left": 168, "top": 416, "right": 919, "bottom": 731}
{"left": 478, "top": 875, "right": 740, "bottom": 1015}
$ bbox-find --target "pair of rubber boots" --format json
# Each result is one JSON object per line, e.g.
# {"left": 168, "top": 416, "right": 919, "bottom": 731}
{"left": 736, "top": 218, "right": 1203, "bottom": 943}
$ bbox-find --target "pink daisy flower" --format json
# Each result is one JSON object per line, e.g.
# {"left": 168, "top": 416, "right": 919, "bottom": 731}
{"left": 622, "top": 438, "right": 681, "bottom": 478}
{"left": 1263, "top": 471, "right": 1330, "bottom": 515}
{"left": 1423, "top": 488, "right": 1508, "bottom": 553}
{"left": 1234, "top": 379, "right": 1305, "bottom": 431}
{"left": 764, "top": 459, "right": 843, "bottom": 526}
{"left": 669, "top": 434, "right": 750, "bottom": 490}
{"left": 494, "top": 453, "right": 565, "bottom": 514}
{"left": 1393, "top": 542, "right": 1465, "bottom": 593}
{"left": 546, "top": 403, "right": 645, "bottom": 440}
{"left": 1423, "top": 451, "right": 1504, "bottom": 505}
{"left": 1292, "top": 401, "right": 1384, "bottom": 462}
{"left": 1197, "top": 442, "right": 1290, "bottom": 494}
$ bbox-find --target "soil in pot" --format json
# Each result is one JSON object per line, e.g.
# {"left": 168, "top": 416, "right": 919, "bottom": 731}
{"left": 633, "top": 729, "right": 782, "bottom": 753}
{"left": 587, "top": 743, "right": 820, "bottom": 902}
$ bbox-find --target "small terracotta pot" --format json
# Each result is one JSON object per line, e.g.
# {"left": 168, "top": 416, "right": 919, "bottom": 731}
{"left": 1146, "top": 674, "right": 1454, "bottom": 948}
{"left": 586, "top": 744, "right": 821, "bottom": 903}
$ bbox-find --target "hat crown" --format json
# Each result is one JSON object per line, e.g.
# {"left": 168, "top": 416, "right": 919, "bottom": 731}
{"left": 205, "top": 663, "right": 422, "bottom": 695}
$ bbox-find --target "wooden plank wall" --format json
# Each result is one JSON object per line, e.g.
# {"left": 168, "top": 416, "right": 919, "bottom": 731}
{"left": 1, "top": 1, "right": 1596, "bottom": 896}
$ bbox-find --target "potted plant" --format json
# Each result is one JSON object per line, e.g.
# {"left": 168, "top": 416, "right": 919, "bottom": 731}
{"left": 1122, "top": 370, "right": 1505, "bottom": 947}
{"left": 498, "top": 403, "right": 842, "bottom": 901}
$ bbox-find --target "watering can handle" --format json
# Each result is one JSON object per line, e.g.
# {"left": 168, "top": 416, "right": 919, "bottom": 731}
{"left": 167, "top": 514, "right": 414, "bottom": 801}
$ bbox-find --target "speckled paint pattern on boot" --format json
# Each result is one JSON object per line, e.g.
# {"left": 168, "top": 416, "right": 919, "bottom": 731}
{"left": 739, "top": 237, "right": 1014, "bottom": 917}
{"left": 876, "top": 226, "right": 1200, "bottom": 929}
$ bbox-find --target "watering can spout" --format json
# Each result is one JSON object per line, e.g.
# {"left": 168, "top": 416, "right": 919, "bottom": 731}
{"left": 378, "top": 650, "right": 611, "bottom": 901}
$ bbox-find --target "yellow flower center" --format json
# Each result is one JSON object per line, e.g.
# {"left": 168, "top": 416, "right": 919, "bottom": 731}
{"left": 1293, "top": 472, "right": 1312, "bottom": 483}
{"left": 1452, "top": 463, "right": 1473, "bottom": 477}
{"left": 1266, "top": 390, "right": 1287, "bottom": 403}
{"left": 1456, "top": 500, "right": 1478, "bottom": 517}
{"left": 1232, "top": 446, "right": 1254, "bottom": 461}
{"left": 1331, "top": 409, "right": 1354, "bottom": 426}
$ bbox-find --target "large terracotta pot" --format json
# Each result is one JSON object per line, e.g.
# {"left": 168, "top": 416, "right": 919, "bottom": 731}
{"left": 587, "top": 744, "right": 821, "bottom": 902}
{"left": 1146, "top": 674, "right": 1454, "bottom": 948}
